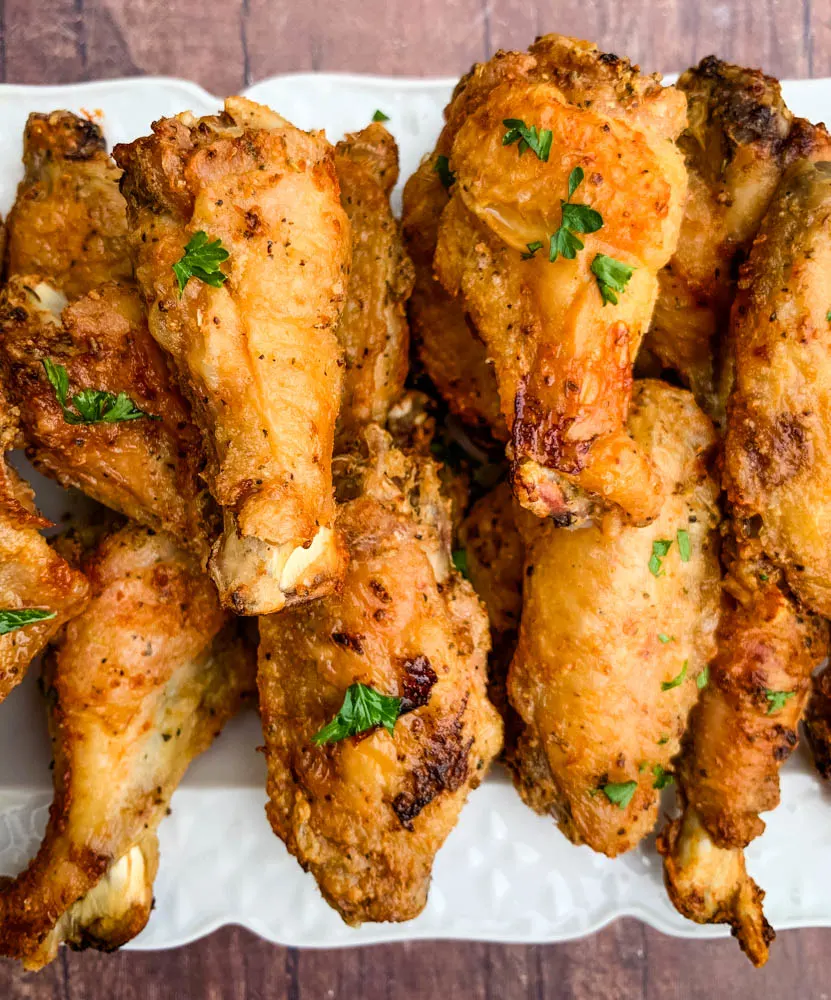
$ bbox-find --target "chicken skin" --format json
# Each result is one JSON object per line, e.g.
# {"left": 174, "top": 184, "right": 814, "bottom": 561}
{"left": 333, "top": 123, "right": 414, "bottom": 438}
{"left": 658, "top": 548, "right": 828, "bottom": 966}
{"left": 428, "top": 36, "right": 688, "bottom": 524}
{"left": 1, "top": 111, "right": 212, "bottom": 560}
{"left": 0, "top": 524, "right": 255, "bottom": 969}
{"left": 641, "top": 58, "right": 795, "bottom": 416}
{"left": 258, "top": 426, "right": 502, "bottom": 923}
{"left": 114, "top": 97, "right": 351, "bottom": 615}
{"left": 508, "top": 380, "right": 721, "bottom": 856}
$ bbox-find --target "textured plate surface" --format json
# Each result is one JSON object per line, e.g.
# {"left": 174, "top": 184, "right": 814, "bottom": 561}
{"left": 1, "top": 73, "right": 830, "bottom": 951}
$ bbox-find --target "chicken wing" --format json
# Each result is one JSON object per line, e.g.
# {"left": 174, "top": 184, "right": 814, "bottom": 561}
{"left": 430, "top": 36, "right": 688, "bottom": 525}
{"left": 258, "top": 425, "right": 502, "bottom": 923}
{"left": 114, "top": 97, "right": 351, "bottom": 615}
{"left": 640, "top": 58, "right": 794, "bottom": 416}
{"left": 507, "top": 380, "right": 721, "bottom": 856}
{"left": 805, "top": 663, "right": 831, "bottom": 780}
{"left": 0, "top": 524, "right": 255, "bottom": 969}
{"left": 333, "top": 123, "right": 414, "bottom": 438}
{"left": 1, "top": 111, "right": 213, "bottom": 560}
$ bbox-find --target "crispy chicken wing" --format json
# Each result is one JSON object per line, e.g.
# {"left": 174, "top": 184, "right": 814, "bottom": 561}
{"left": 0, "top": 524, "right": 255, "bottom": 969}
{"left": 641, "top": 58, "right": 794, "bottom": 415}
{"left": 428, "top": 36, "right": 688, "bottom": 524}
{"left": 334, "top": 123, "right": 414, "bottom": 438}
{"left": 114, "top": 97, "right": 351, "bottom": 615}
{"left": 805, "top": 663, "right": 831, "bottom": 780}
{"left": 507, "top": 380, "right": 721, "bottom": 856}
{"left": 258, "top": 426, "right": 502, "bottom": 923}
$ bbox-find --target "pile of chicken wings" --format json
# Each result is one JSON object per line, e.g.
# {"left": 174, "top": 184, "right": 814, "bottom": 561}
{"left": 0, "top": 33, "right": 828, "bottom": 969}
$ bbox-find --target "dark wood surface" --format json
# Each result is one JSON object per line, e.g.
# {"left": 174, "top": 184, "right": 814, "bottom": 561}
{"left": 1, "top": 1, "right": 830, "bottom": 996}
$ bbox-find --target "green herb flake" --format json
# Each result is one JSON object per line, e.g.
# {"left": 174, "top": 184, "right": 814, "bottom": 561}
{"left": 658, "top": 633, "right": 674, "bottom": 644}
{"left": 599, "top": 780, "right": 638, "bottom": 810}
{"left": 662, "top": 660, "right": 688, "bottom": 692}
{"left": 826, "top": 309, "right": 831, "bottom": 323}
{"left": 658, "top": 734, "right": 670, "bottom": 746}
{"left": 434, "top": 154, "right": 456, "bottom": 190}
{"left": 677, "top": 528, "right": 691, "bottom": 563}
{"left": 649, "top": 538, "right": 673, "bottom": 577}
{"left": 372, "top": 109, "right": 390, "bottom": 122}
{"left": 652, "top": 764, "right": 674, "bottom": 790}
{"left": 759, "top": 572, "right": 769, "bottom": 582}
{"left": 173, "top": 231, "right": 230, "bottom": 296}
{"left": 0, "top": 608, "right": 57, "bottom": 636}
{"left": 697, "top": 665, "right": 710, "bottom": 691}
{"left": 452, "top": 549, "right": 469, "bottom": 578}
{"left": 502, "top": 118, "right": 553, "bottom": 161}
{"left": 521, "top": 240, "right": 545, "bottom": 260}
{"left": 312, "top": 683, "right": 402, "bottom": 745}
{"left": 548, "top": 167, "right": 604, "bottom": 263}
{"left": 765, "top": 689, "right": 796, "bottom": 715}
{"left": 43, "top": 359, "right": 157, "bottom": 426}
{"left": 591, "top": 253, "right": 636, "bottom": 306}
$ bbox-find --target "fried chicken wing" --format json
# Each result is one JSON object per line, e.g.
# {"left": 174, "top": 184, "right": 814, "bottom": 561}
{"left": 0, "top": 524, "right": 255, "bottom": 969}
{"left": 507, "top": 380, "right": 721, "bottom": 856}
{"left": 258, "top": 426, "right": 502, "bottom": 923}
{"left": 333, "top": 123, "right": 414, "bottom": 438}
{"left": 658, "top": 550, "right": 828, "bottom": 965}
{"left": 114, "top": 97, "right": 351, "bottom": 615}
{"left": 428, "top": 36, "right": 688, "bottom": 524}
{"left": 640, "top": 58, "right": 794, "bottom": 415}
{"left": 805, "top": 663, "right": 831, "bottom": 780}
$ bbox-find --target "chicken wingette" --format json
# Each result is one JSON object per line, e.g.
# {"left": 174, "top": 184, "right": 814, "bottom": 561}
{"left": 114, "top": 97, "right": 351, "bottom": 615}
{"left": 0, "top": 111, "right": 212, "bottom": 561}
{"left": 0, "top": 524, "right": 255, "bottom": 969}
{"left": 258, "top": 426, "right": 502, "bottom": 923}
{"left": 508, "top": 380, "right": 721, "bottom": 856}
{"left": 423, "top": 35, "right": 688, "bottom": 524}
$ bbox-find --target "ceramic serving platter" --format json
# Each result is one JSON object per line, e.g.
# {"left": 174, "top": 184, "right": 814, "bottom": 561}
{"left": 1, "top": 73, "right": 830, "bottom": 952}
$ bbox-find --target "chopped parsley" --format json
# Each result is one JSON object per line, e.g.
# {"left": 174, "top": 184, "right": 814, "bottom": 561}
{"left": 502, "top": 118, "right": 553, "bottom": 161}
{"left": 658, "top": 734, "right": 670, "bottom": 745}
{"left": 372, "top": 109, "right": 390, "bottom": 122}
{"left": 434, "top": 154, "right": 456, "bottom": 190}
{"left": 662, "top": 660, "right": 688, "bottom": 691}
{"left": 521, "top": 240, "right": 545, "bottom": 260}
{"left": 43, "top": 359, "right": 156, "bottom": 425}
{"left": 649, "top": 539, "right": 673, "bottom": 577}
{"left": 549, "top": 167, "right": 603, "bottom": 262}
{"left": 697, "top": 665, "right": 710, "bottom": 691}
{"left": 677, "top": 528, "right": 691, "bottom": 562}
{"left": 452, "top": 549, "right": 469, "bottom": 578}
{"left": 173, "top": 231, "right": 229, "bottom": 296}
{"left": 759, "top": 572, "right": 769, "bottom": 582}
{"left": 765, "top": 689, "right": 796, "bottom": 715}
{"left": 658, "top": 633, "right": 674, "bottom": 644}
{"left": 0, "top": 608, "right": 57, "bottom": 636}
{"left": 599, "top": 780, "right": 638, "bottom": 809}
{"left": 826, "top": 309, "right": 831, "bottom": 323}
{"left": 312, "top": 683, "right": 402, "bottom": 745}
{"left": 652, "top": 765, "right": 674, "bottom": 790}
{"left": 591, "top": 253, "right": 636, "bottom": 306}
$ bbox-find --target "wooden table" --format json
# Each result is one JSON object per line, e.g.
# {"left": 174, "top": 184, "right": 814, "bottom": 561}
{"left": 2, "top": 1, "right": 830, "bottom": 996}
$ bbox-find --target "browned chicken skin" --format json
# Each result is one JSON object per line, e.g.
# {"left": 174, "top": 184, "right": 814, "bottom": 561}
{"left": 115, "top": 97, "right": 351, "bottom": 616}
{"left": 0, "top": 524, "right": 255, "bottom": 969}
{"left": 258, "top": 426, "right": 502, "bottom": 923}
{"left": 508, "top": 380, "right": 721, "bottom": 856}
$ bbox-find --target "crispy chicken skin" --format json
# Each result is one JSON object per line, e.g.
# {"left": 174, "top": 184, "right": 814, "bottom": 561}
{"left": 334, "top": 123, "right": 414, "bottom": 438}
{"left": 0, "top": 277, "right": 213, "bottom": 561}
{"left": 430, "top": 36, "right": 688, "bottom": 524}
{"left": 508, "top": 380, "right": 721, "bottom": 856}
{"left": 5, "top": 111, "right": 131, "bottom": 299}
{"left": 658, "top": 550, "right": 828, "bottom": 966}
{"left": 723, "top": 146, "right": 831, "bottom": 617}
{"left": 806, "top": 663, "right": 831, "bottom": 780}
{"left": 258, "top": 426, "right": 502, "bottom": 924}
{"left": 114, "top": 97, "right": 351, "bottom": 615}
{"left": 641, "top": 58, "right": 794, "bottom": 415}
{"left": 0, "top": 524, "right": 255, "bottom": 969}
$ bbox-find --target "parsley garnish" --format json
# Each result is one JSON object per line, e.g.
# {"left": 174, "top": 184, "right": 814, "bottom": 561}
{"left": 677, "top": 529, "right": 691, "bottom": 562}
{"left": 826, "top": 309, "right": 831, "bottom": 323}
{"left": 452, "top": 549, "right": 469, "bottom": 578}
{"left": 652, "top": 765, "right": 674, "bottom": 790}
{"left": 765, "top": 689, "right": 796, "bottom": 715}
{"left": 434, "top": 155, "right": 456, "bottom": 190}
{"left": 372, "top": 109, "right": 390, "bottom": 122}
{"left": 0, "top": 608, "right": 56, "bottom": 636}
{"left": 548, "top": 167, "right": 603, "bottom": 262}
{"left": 662, "top": 660, "right": 688, "bottom": 691}
{"left": 649, "top": 539, "right": 673, "bottom": 577}
{"left": 697, "top": 665, "right": 710, "bottom": 691}
{"left": 312, "top": 683, "right": 402, "bottom": 745}
{"left": 658, "top": 734, "right": 670, "bottom": 745}
{"left": 591, "top": 253, "right": 635, "bottom": 306}
{"left": 502, "top": 119, "right": 553, "bottom": 161}
{"left": 521, "top": 240, "right": 545, "bottom": 260}
{"left": 173, "top": 231, "right": 229, "bottom": 296}
{"left": 658, "top": 633, "right": 674, "bottom": 644}
{"left": 759, "top": 572, "right": 769, "bottom": 582}
{"left": 43, "top": 359, "right": 156, "bottom": 426}
{"left": 599, "top": 781, "right": 638, "bottom": 809}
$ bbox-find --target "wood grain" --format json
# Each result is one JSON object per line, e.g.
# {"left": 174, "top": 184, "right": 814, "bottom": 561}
{"left": 1, "top": 0, "right": 831, "bottom": 997}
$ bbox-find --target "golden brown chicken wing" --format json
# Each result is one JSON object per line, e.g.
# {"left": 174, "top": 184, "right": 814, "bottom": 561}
{"left": 424, "top": 36, "right": 688, "bottom": 525}
{"left": 333, "top": 123, "right": 414, "bottom": 438}
{"left": 640, "top": 57, "right": 794, "bottom": 415}
{"left": 114, "top": 97, "right": 351, "bottom": 615}
{"left": 258, "top": 425, "right": 502, "bottom": 923}
{"left": 805, "top": 663, "right": 831, "bottom": 780}
{"left": 0, "top": 524, "right": 254, "bottom": 969}
{"left": 507, "top": 380, "right": 721, "bottom": 856}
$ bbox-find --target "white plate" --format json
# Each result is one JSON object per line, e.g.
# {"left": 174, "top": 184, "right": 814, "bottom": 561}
{"left": 1, "top": 73, "right": 831, "bottom": 952}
